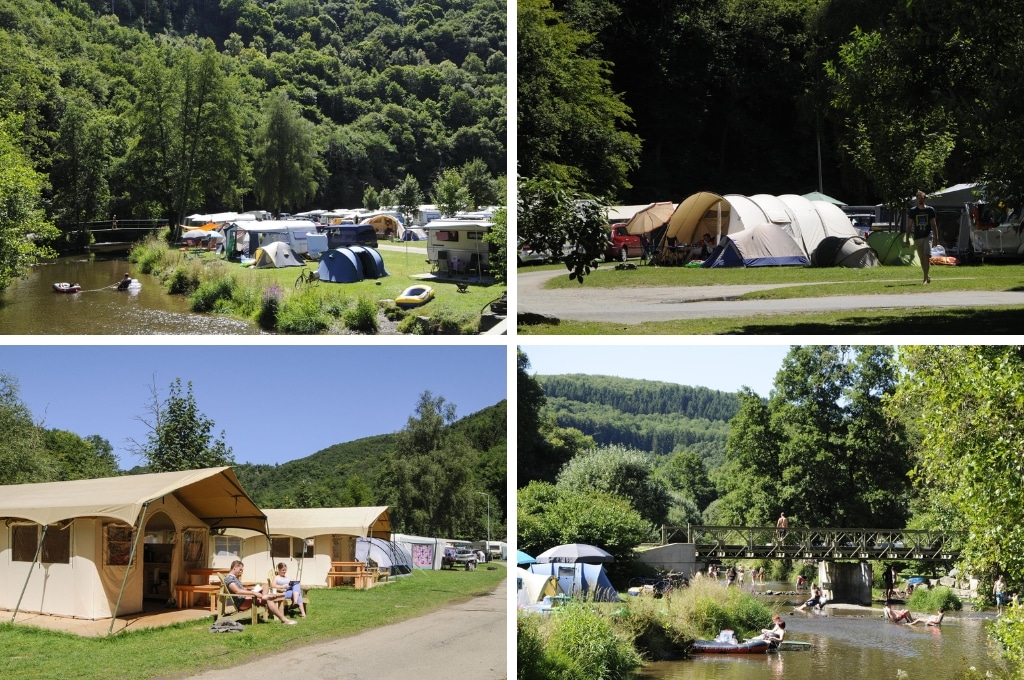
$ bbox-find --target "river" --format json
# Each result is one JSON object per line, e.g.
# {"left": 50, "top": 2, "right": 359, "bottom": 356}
{"left": 0, "top": 256, "right": 259, "bottom": 335}
{"left": 634, "top": 599, "right": 1006, "bottom": 680}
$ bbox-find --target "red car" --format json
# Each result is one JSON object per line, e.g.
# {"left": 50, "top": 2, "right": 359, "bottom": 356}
{"left": 605, "top": 224, "right": 643, "bottom": 262}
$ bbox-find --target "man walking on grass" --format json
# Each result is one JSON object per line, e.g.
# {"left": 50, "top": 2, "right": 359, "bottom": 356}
{"left": 906, "top": 189, "right": 938, "bottom": 285}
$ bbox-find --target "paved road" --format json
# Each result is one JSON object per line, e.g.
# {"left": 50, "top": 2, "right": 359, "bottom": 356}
{"left": 184, "top": 581, "right": 507, "bottom": 680}
{"left": 518, "top": 269, "right": 1024, "bottom": 323}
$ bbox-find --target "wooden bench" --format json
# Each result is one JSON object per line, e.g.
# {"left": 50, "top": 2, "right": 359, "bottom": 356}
{"left": 174, "top": 583, "right": 220, "bottom": 611}
{"left": 327, "top": 561, "right": 368, "bottom": 588}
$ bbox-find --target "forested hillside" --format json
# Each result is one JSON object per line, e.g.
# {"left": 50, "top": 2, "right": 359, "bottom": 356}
{"left": 234, "top": 400, "right": 506, "bottom": 518}
{"left": 0, "top": 0, "right": 505, "bottom": 232}
{"left": 537, "top": 374, "right": 737, "bottom": 465}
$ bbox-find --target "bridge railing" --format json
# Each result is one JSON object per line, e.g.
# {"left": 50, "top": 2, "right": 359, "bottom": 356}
{"left": 666, "top": 525, "right": 962, "bottom": 562}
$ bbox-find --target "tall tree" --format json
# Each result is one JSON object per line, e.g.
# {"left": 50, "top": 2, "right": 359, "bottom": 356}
{"left": 392, "top": 173, "right": 423, "bottom": 227}
{"left": 889, "top": 346, "right": 1024, "bottom": 582}
{"left": 253, "top": 89, "right": 321, "bottom": 216}
{"left": 431, "top": 167, "right": 471, "bottom": 217}
{"left": 375, "top": 391, "right": 477, "bottom": 538}
{"left": 0, "top": 373, "right": 57, "bottom": 485}
{"left": 556, "top": 444, "right": 672, "bottom": 526}
{"left": 43, "top": 431, "right": 119, "bottom": 481}
{"left": 517, "top": 0, "right": 639, "bottom": 197}
{"left": 0, "top": 118, "right": 59, "bottom": 291}
{"left": 714, "top": 346, "right": 911, "bottom": 528}
{"left": 126, "top": 41, "right": 246, "bottom": 236}
{"left": 130, "top": 377, "right": 234, "bottom": 472}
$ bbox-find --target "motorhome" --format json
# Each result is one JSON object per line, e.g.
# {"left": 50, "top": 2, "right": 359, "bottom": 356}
{"left": 424, "top": 218, "right": 494, "bottom": 277}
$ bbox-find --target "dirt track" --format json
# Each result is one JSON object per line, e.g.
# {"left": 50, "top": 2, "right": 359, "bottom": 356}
{"left": 182, "top": 581, "right": 507, "bottom": 680}
{"left": 517, "top": 268, "right": 1024, "bottom": 323}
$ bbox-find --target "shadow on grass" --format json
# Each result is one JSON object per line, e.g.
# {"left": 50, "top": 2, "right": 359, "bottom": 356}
{"left": 730, "top": 307, "right": 1024, "bottom": 334}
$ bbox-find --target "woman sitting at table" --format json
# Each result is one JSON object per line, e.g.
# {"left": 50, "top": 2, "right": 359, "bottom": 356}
{"left": 273, "top": 562, "right": 307, "bottom": 618}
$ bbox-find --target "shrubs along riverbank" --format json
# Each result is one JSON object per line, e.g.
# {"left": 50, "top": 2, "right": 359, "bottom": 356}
{"left": 517, "top": 578, "right": 774, "bottom": 680}
{"left": 129, "top": 236, "right": 503, "bottom": 334}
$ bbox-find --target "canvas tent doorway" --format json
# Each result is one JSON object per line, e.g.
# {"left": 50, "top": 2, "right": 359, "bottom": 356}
{"left": 528, "top": 562, "right": 619, "bottom": 602}
{"left": 216, "top": 506, "right": 391, "bottom": 586}
{"left": 253, "top": 241, "right": 305, "bottom": 268}
{"left": 701, "top": 223, "right": 810, "bottom": 267}
{"left": 0, "top": 468, "right": 266, "bottom": 627}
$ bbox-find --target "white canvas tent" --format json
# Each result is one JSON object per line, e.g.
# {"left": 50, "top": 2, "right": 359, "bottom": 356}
{"left": 218, "top": 507, "right": 391, "bottom": 586}
{"left": 659, "top": 191, "right": 860, "bottom": 263}
{"left": 355, "top": 537, "right": 413, "bottom": 574}
{"left": 0, "top": 468, "right": 266, "bottom": 623}
{"left": 702, "top": 222, "right": 810, "bottom": 267}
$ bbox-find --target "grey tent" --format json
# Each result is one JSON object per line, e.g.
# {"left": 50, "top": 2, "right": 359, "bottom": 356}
{"left": 355, "top": 537, "right": 413, "bottom": 575}
{"left": 811, "top": 235, "right": 880, "bottom": 268}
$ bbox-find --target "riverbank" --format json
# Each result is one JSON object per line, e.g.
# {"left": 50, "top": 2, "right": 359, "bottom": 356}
{"left": 130, "top": 237, "right": 506, "bottom": 335}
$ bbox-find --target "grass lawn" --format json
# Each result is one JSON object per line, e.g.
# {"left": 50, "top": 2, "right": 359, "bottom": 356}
{"left": 0, "top": 565, "right": 505, "bottom": 680}
{"left": 519, "top": 260, "right": 1024, "bottom": 333}
{"left": 138, "top": 241, "right": 505, "bottom": 334}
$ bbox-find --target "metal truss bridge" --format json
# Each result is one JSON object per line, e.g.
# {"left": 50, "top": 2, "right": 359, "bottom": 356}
{"left": 662, "top": 525, "right": 962, "bottom": 562}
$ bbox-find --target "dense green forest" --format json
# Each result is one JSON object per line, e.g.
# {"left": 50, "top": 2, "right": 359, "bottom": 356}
{"left": 520, "top": 0, "right": 1024, "bottom": 208}
{"left": 537, "top": 374, "right": 737, "bottom": 462}
{"left": 0, "top": 0, "right": 506, "bottom": 233}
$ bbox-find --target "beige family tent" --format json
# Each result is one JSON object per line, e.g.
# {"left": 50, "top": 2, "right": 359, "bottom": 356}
{"left": 215, "top": 507, "right": 391, "bottom": 586}
{"left": 253, "top": 241, "right": 305, "bottom": 268}
{"left": 0, "top": 468, "right": 266, "bottom": 622}
{"left": 656, "top": 192, "right": 862, "bottom": 265}
{"left": 517, "top": 567, "right": 562, "bottom": 608}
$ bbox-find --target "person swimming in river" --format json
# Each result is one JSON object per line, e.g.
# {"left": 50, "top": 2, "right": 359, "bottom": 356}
{"left": 117, "top": 273, "right": 132, "bottom": 290}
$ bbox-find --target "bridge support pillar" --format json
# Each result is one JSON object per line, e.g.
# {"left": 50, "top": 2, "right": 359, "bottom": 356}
{"left": 638, "top": 544, "right": 698, "bottom": 578}
{"left": 819, "top": 561, "right": 872, "bottom": 605}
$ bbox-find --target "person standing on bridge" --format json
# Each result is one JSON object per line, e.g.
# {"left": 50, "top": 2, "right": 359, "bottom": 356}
{"left": 776, "top": 513, "right": 788, "bottom": 542}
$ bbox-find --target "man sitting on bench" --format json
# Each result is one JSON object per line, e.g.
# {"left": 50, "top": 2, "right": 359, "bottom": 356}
{"left": 225, "top": 560, "right": 296, "bottom": 625}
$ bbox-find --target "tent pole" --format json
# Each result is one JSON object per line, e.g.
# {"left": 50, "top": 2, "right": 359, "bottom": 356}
{"left": 108, "top": 502, "right": 149, "bottom": 636}
{"left": 10, "top": 524, "right": 49, "bottom": 623}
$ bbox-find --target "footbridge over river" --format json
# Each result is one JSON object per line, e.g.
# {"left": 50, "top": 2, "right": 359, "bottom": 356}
{"left": 661, "top": 525, "right": 963, "bottom": 563}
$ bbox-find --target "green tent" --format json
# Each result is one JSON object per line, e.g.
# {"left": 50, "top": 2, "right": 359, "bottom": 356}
{"left": 867, "top": 231, "right": 920, "bottom": 266}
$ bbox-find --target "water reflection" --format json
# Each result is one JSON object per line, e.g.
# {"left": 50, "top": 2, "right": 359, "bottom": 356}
{"left": 0, "top": 256, "right": 259, "bottom": 335}
{"left": 633, "top": 605, "right": 1005, "bottom": 680}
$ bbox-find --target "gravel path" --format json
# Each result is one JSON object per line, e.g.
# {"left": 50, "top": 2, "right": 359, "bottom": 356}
{"left": 181, "top": 581, "right": 507, "bottom": 680}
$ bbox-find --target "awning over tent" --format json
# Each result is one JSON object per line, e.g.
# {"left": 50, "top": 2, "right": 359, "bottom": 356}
{"left": 801, "top": 191, "right": 846, "bottom": 205}
{"left": 0, "top": 467, "right": 267, "bottom": 532}
{"left": 261, "top": 507, "right": 391, "bottom": 539}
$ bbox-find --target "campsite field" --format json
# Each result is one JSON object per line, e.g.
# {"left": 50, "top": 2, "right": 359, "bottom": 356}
{"left": 0, "top": 565, "right": 505, "bottom": 680}
{"left": 131, "top": 239, "right": 505, "bottom": 334}
{"left": 518, "top": 261, "right": 1024, "bottom": 334}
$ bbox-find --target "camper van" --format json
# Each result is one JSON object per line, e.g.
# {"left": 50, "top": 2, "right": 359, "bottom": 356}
{"left": 319, "top": 223, "right": 379, "bottom": 249}
{"left": 425, "top": 218, "right": 494, "bottom": 277}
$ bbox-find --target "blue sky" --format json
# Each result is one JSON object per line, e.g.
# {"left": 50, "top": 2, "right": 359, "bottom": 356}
{"left": 0, "top": 344, "right": 507, "bottom": 469}
{"left": 519, "top": 344, "right": 794, "bottom": 398}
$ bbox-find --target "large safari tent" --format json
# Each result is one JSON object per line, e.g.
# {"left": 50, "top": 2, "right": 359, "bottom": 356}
{"left": 214, "top": 507, "right": 392, "bottom": 585}
{"left": 0, "top": 468, "right": 266, "bottom": 621}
